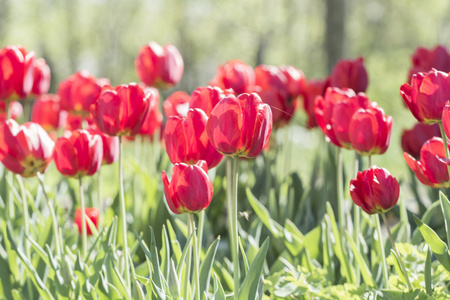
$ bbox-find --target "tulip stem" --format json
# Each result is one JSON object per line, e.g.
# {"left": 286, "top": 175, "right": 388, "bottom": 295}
{"left": 119, "top": 137, "right": 131, "bottom": 295}
{"left": 382, "top": 213, "right": 413, "bottom": 291}
{"left": 197, "top": 210, "right": 205, "bottom": 259}
{"left": 79, "top": 177, "right": 87, "bottom": 259}
{"left": 438, "top": 122, "right": 450, "bottom": 177}
{"left": 353, "top": 152, "right": 361, "bottom": 284}
{"left": 227, "top": 157, "right": 240, "bottom": 299}
{"left": 37, "top": 172, "right": 62, "bottom": 258}
{"left": 337, "top": 148, "right": 346, "bottom": 246}
{"left": 190, "top": 213, "right": 201, "bottom": 300}
{"left": 184, "top": 214, "right": 193, "bottom": 300}
{"left": 97, "top": 168, "right": 102, "bottom": 230}
{"left": 374, "top": 214, "right": 389, "bottom": 289}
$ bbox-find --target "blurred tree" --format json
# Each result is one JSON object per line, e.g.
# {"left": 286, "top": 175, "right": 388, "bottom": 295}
{"left": 325, "top": 0, "right": 346, "bottom": 72}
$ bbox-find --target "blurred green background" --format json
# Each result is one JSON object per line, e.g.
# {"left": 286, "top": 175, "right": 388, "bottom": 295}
{"left": 1, "top": 0, "right": 450, "bottom": 202}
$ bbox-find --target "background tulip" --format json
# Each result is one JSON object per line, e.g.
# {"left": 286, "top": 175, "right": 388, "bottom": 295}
{"left": 87, "top": 127, "right": 119, "bottom": 165}
{"left": 300, "top": 78, "right": 329, "bottom": 128}
{"left": 206, "top": 93, "right": 272, "bottom": 158}
{"left": 210, "top": 59, "right": 255, "bottom": 94}
{"left": 92, "top": 83, "right": 151, "bottom": 136}
{"left": 400, "top": 69, "right": 450, "bottom": 124}
{"left": 404, "top": 137, "right": 450, "bottom": 188}
{"left": 162, "top": 161, "right": 213, "bottom": 214}
{"left": 54, "top": 129, "right": 103, "bottom": 178}
{"left": 74, "top": 207, "right": 99, "bottom": 235}
{"left": 329, "top": 57, "right": 368, "bottom": 93}
{"left": 138, "top": 87, "right": 163, "bottom": 141}
{"left": 0, "top": 101, "right": 23, "bottom": 123}
{"left": 0, "top": 120, "right": 54, "bottom": 177}
{"left": 31, "top": 94, "right": 64, "bottom": 132}
{"left": 408, "top": 45, "right": 450, "bottom": 83}
{"left": 401, "top": 123, "right": 441, "bottom": 159}
{"left": 348, "top": 104, "right": 393, "bottom": 156}
{"left": 350, "top": 166, "right": 399, "bottom": 214}
{"left": 31, "top": 58, "right": 51, "bottom": 96}
{"left": 163, "top": 91, "right": 190, "bottom": 118}
{"left": 189, "top": 85, "right": 232, "bottom": 116}
{"left": 165, "top": 108, "right": 223, "bottom": 169}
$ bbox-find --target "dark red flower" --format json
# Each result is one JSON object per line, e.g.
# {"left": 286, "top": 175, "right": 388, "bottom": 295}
{"left": 0, "top": 120, "right": 54, "bottom": 177}
{"left": 401, "top": 123, "right": 440, "bottom": 159}
{"left": 87, "top": 127, "right": 119, "bottom": 165}
{"left": 165, "top": 108, "right": 223, "bottom": 169}
{"left": 31, "top": 94, "right": 65, "bottom": 132}
{"left": 315, "top": 87, "right": 371, "bottom": 149}
{"left": 348, "top": 104, "right": 393, "bottom": 156}
{"left": 163, "top": 91, "right": 190, "bottom": 118}
{"left": 135, "top": 42, "right": 184, "bottom": 89}
{"left": 58, "top": 71, "right": 109, "bottom": 116}
{"left": 257, "top": 88, "right": 297, "bottom": 128}
{"left": 279, "top": 65, "right": 307, "bottom": 99}
{"left": 189, "top": 86, "right": 233, "bottom": 116}
{"left": 54, "top": 130, "right": 103, "bottom": 178}
{"left": 254, "top": 64, "right": 288, "bottom": 94}
{"left": 300, "top": 78, "right": 329, "bottom": 128}
{"left": 408, "top": 45, "right": 450, "bottom": 82}
{"left": 31, "top": 58, "right": 51, "bottom": 96}
{"left": 0, "top": 101, "right": 22, "bottom": 123}
{"left": 350, "top": 166, "right": 399, "bottom": 214}
{"left": 92, "top": 83, "right": 151, "bottom": 136}
{"left": 206, "top": 93, "right": 272, "bottom": 158}
{"left": 404, "top": 137, "right": 450, "bottom": 188}
{"left": 329, "top": 57, "right": 368, "bottom": 93}
{"left": 162, "top": 161, "right": 213, "bottom": 214}
{"left": 400, "top": 70, "right": 450, "bottom": 124}
{"left": 74, "top": 207, "right": 99, "bottom": 235}
{"left": 210, "top": 60, "right": 254, "bottom": 94}
{"left": 0, "top": 45, "right": 35, "bottom": 100}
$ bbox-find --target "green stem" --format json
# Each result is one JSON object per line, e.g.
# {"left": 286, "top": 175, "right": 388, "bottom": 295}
{"left": 353, "top": 152, "right": 361, "bottom": 284}
{"left": 97, "top": 168, "right": 102, "bottom": 230}
{"left": 337, "top": 148, "right": 346, "bottom": 243}
{"left": 368, "top": 155, "right": 372, "bottom": 168}
{"left": 79, "top": 177, "right": 87, "bottom": 259}
{"left": 197, "top": 210, "right": 205, "bottom": 259}
{"left": 119, "top": 137, "right": 131, "bottom": 294}
{"left": 439, "top": 122, "right": 450, "bottom": 176}
{"left": 184, "top": 214, "right": 193, "bottom": 300}
{"left": 191, "top": 213, "right": 200, "bottom": 300}
{"left": 227, "top": 157, "right": 240, "bottom": 299}
{"left": 374, "top": 215, "right": 389, "bottom": 289}
{"left": 37, "top": 172, "right": 62, "bottom": 258}
{"left": 382, "top": 213, "right": 413, "bottom": 291}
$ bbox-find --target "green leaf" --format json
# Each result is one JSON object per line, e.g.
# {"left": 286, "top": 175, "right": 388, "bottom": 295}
{"left": 104, "top": 252, "right": 130, "bottom": 300}
{"left": 160, "top": 225, "right": 170, "bottom": 279}
{"left": 237, "top": 238, "right": 269, "bottom": 300}
{"left": 213, "top": 274, "right": 226, "bottom": 300}
{"left": 246, "top": 188, "right": 283, "bottom": 238}
{"left": 425, "top": 245, "right": 432, "bottom": 296}
{"left": 439, "top": 191, "right": 450, "bottom": 246}
{"left": 167, "top": 259, "right": 180, "bottom": 300}
{"left": 322, "top": 217, "right": 334, "bottom": 284}
{"left": 345, "top": 231, "right": 375, "bottom": 287}
{"left": 176, "top": 231, "right": 194, "bottom": 278}
{"left": 411, "top": 201, "right": 440, "bottom": 245}
{"left": 167, "top": 220, "right": 182, "bottom": 264}
{"left": 239, "top": 237, "right": 249, "bottom": 277}
{"left": 199, "top": 237, "right": 220, "bottom": 297}
{"left": 413, "top": 215, "right": 450, "bottom": 272}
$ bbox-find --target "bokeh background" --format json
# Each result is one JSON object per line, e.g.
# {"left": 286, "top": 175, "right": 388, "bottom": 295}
{"left": 1, "top": 0, "right": 450, "bottom": 193}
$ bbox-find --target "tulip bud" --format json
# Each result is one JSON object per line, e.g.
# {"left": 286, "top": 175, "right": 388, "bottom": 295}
{"left": 74, "top": 207, "right": 99, "bottom": 235}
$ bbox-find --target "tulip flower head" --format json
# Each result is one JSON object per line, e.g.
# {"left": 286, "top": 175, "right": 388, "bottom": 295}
{"left": 92, "top": 83, "right": 151, "bottom": 136}
{"left": 31, "top": 58, "right": 51, "bottom": 96}
{"left": 162, "top": 161, "right": 213, "bottom": 214}
{"left": 0, "top": 101, "right": 23, "bottom": 123}
{"left": 135, "top": 41, "right": 184, "bottom": 89}
{"left": 404, "top": 137, "right": 450, "bottom": 188}
{"left": 401, "top": 123, "right": 440, "bottom": 159}
{"left": 329, "top": 57, "right": 368, "bottom": 93}
{"left": 87, "top": 127, "right": 119, "bottom": 165}
{"left": 210, "top": 60, "right": 255, "bottom": 94}
{"left": 206, "top": 93, "right": 272, "bottom": 158}
{"left": 138, "top": 87, "right": 163, "bottom": 141}
{"left": 0, "top": 120, "right": 54, "bottom": 177}
{"left": 74, "top": 207, "right": 99, "bottom": 235}
{"left": 189, "top": 85, "right": 233, "bottom": 116}
{"left": 54, "top": 130, "right": 103, "bottom": 178}
{"left": 315, "top": 87, "right": 371, "bottom": 149}
{"left": 163, "top": 91, "right": 190, "bottom": 118}
{"left": 31, "top": 94, "right": 65, "bottom": 132}
{"left": 400, "top": 69, "right": 450, "bottom": 124}
{"left": 165, "top": 108, "right": 223, "bottom": 169}
{"left": 408, "top": 45, "right": 450, "bottom": 83}
{"left": 301, "top": 78, "right": 329, "bottom": 128}
{"left": 350, "top": 166, "right": 399, "bottom": 214}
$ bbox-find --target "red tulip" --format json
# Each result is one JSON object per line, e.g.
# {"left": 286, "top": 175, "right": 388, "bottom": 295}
{"left": 31, "top": 58, "right": 51, "bottom": 96}
{"left": 408, "top": 45, "right": 450, "bottom": 82}
{"left": 401, "top": 123, "right": 440, "bottom": 159}
{"left": 257, "top": 88, "right": 297, "bottom": 128}
{"left": 135, "top": 41, "right": 184, "bottom": 89}
{"left": 404, "top": 137, "right": 450, "bottom": 188}
{"left": 0, "top": 101, "right": 23, "bottom": 123}
{"left": 54, "top": 130, "right": 103, "bottom": 178}
{"left": 315, "top": 87, "right": 371, "bottom": 149}
{"left": 279, "top": 65, "right": 307, "bottom": 99}
{"left": 189, "top": 86, "right": 233, "bottom": 116}
{"left": 210, "top": 60, "right": 255, "bottom": 94}
{"left": 400, "top": 70, "right": 450, "bottom": 124}
{"left": 163, "top": 91, "right": 190, "bottom": 118}
{"left": 348, "top": 104, "right": 393, "bottom": 156}
{"left": 92, "top": 83, "right": 151, "bottom": 136}
{"left": 206, "top": 93, "right": 272, "bottom": 158}
{"left": 254, "top": 65, "right": 288, "bottom": 94}
{"left": 138, "top": 87, "right": 163, "bottom": 141}
{"left": 162, "top": 161, "right": 213, "bottom": 214}
{"left": 329, "top": 57, "right": 368, "bottom": 93}
{"left": 0, "top": 120, "right": 54, "bottom": 177}
{"left": 350, "top": 166, "right": 399, "bottom": 214}
{"left": 442, "top": 102, "right": 450, "bottom": 140}
{"left": 0, "top": 45, "right": 35, "bottom": 100}
{"left": 300, "top": 78, "right": 329, "bottom": 128}
{"left": 165, "top": 108, "right": 223, "bottom": 169}
{"left": 31, "top": 94, "right": 65, "bottom": 131}
{"left": 64, "top": 113, "right": 93, "bottom": 131}
{"left": 58, "top": 71, "right": 109, "bottom": 116}
{"left": 87, "top": 127, "right": 119, "bottom": 165}
{"left": 74, "top": 207, "right": 99, "bottom": 235}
